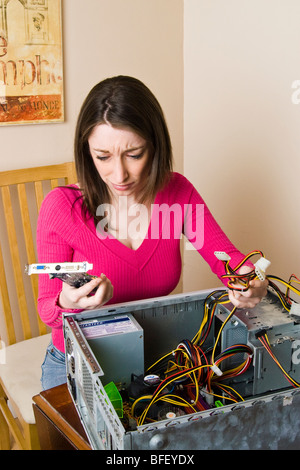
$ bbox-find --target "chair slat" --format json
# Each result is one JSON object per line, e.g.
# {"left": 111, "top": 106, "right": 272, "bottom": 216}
{"left": 32, "top": 275, "right": 47, "bottom": 336}
{"left": 34, "top": 181, "right": 44, "bottom": 212}
{"left": 50, "top": 178, "right": 59, "bottom": 189}
{"left": 66, "top": 163, "right": 77, "bottom": 185}
{"left": 17, "top": 184, "right": 47, "bottom": 336}
{"left": 0, "top": 245, "right": 16, "bottom": 345}
{"left": 17, "top": 184, "right": 35, "bottom": 262}
{"left": 1, "top": 186, "right": 32, "bottom": 341}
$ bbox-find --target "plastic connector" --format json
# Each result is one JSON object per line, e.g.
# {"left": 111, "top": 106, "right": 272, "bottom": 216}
{"left": 290, "top": 302, "right": 300, "bottom": 318}
{"left": 255, "top": 328, "right": 267, "bottom": 339}
{"left": 254, "top": 257, "right": 271, "bottom": 281}
{"left": 214, "top": 251, "right": 231, "bottom": 262}
{"left": 210, "top": 364, "right": 223, "bottom": 376}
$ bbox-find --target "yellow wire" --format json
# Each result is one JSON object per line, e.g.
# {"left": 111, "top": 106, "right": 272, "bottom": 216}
{"left": 192, "top": 293, "right": 230, "bottom": 345}
{"left": 216, "top": 383, "right": 245, "bottom": 402}
{"left": 137, "top": 364, "right": 212, "bottom": 426}
{"left": 232, "top": 250, "right": 265, "bottom": 272}
{"left": 213, "top": 357, "right": 250, "bottom": 379}
{"left": 263, "top": 333, "right": 300, "bottom": 388}
{"left": 138, "top": 394, "right": 197, "bottom": 426}
{"left": 211, "top": 306, "right": 237, "bottom": 364}
{"left": 146, "top": 348, "right": 182, "bottom": 372}
{"left": 268, "top": 276, "right": 300, "bottom": 296}
{"left": 130, "top": 395, "right": 153, "bottom": 416}
{"left": 157, "top": 394, "right": 197, "bottom": 411}
{"left": 203, "top": 389, "right": 238, "bottom": 404}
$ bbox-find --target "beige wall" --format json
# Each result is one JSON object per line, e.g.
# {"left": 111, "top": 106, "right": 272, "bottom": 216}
{"left": 183, "top": 0, "right": 300, "bottom": 291}
{"left": 0, "top": 0, "right": 183, "bottom": 175}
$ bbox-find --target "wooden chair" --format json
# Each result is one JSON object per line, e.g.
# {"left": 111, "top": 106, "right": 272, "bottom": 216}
{"left": 0, "top": 162, "right": 77, "bottom": 449}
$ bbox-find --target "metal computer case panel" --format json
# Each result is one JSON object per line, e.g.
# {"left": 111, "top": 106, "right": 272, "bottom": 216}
{"left": 63, "top": 289, "right": 300, "bottom": 450}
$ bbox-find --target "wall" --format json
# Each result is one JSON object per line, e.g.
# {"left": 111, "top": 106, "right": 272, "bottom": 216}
{"left": 183, "top": 0, "right": 300, "bottom": 291}
{"left": 0, "top": 0, "right": 183, "bottom": 175}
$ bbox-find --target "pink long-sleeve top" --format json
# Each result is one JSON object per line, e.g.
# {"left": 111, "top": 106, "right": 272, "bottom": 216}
{"left": 37, "top": 172, "right": 247, "bottom": 352}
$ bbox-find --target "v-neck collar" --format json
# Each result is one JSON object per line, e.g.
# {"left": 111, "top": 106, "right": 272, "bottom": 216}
{"left": 83, "top": 190, "right": 164, "bottom": 271}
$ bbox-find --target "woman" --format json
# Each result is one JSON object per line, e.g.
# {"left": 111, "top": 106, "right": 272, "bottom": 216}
{"left": 37, "top": 75, "right": 267, "bottom": 390}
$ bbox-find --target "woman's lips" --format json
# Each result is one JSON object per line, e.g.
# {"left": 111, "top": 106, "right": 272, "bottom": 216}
{"left": 111, "top": 182, "right": 134, "bottom": 191}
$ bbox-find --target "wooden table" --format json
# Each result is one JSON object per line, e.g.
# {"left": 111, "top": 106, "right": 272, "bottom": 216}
{"left": 33, "top": 383, "right": 91, "bottom": 450}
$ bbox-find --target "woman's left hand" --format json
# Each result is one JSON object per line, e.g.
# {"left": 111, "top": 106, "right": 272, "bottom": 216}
{"left": 227, "top": 265, "right": 269, "bottom": 309}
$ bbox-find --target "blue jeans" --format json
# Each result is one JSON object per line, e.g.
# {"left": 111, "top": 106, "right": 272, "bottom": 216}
{"left": 41, "top": 341, "right": 67, "bottom": 390}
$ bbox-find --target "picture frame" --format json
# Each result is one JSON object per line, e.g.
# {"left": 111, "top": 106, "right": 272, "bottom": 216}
{"left": 0, "top": 0, "right": 64, "bottom": 125}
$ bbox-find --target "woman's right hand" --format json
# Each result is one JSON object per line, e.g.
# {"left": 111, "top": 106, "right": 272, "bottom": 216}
{"left": 58, "top": 274, "right": 113, "bottom": 310}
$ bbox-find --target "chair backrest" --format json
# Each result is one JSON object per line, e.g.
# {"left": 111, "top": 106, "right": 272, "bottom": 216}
{"left": 0, "top": 162, "right": 77, "bottom": 346}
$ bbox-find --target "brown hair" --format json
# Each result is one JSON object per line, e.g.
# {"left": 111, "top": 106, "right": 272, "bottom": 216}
{"left": 74, "top": 75, "right": 173, "bottom": 222}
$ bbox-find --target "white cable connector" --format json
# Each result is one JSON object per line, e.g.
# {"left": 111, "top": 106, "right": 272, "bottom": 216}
{"left": 253, "top": 257, "right": 271, "bottom": 281}
{"left": 290, "top": 301, "right": 300, "bottom": 318}
{"left": 210, "top": 364, "right": 223, "bottom": 376}
{"left": 25, "top": 261, "right": 93, "bottom": 275}
{"left": 214, "top": 251, "right": 231, "bottom": 262}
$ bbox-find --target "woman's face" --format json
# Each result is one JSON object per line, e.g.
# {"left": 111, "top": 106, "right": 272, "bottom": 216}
{"left": 88, "top": 124, "right": 150, "bottom": 202}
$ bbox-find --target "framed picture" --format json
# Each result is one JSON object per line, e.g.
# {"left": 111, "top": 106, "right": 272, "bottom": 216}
{"left": 0, "top": 0, "right": 64, "bottom": 125}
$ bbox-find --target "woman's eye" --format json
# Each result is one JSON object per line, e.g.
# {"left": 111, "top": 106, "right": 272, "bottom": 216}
{"left": 96, "top": 155, "right": 109, "bottom": 161}
{"left": 128, "top": 153, "right": 143, "bottom": 160}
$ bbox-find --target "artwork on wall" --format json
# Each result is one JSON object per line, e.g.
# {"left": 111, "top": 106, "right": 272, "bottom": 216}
{"left": 0, "top": 0, "right": 64, "bottom": 125}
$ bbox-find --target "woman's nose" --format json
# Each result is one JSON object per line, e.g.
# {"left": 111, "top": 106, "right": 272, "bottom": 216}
{"left": 113, "top": 159, "right": 129, "bottom": 183}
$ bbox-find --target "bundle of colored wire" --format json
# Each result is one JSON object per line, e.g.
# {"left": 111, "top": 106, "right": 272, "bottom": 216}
{"left": 192, "top": 290, "right": 229, "bottom": 346}
{"left": 211, "top": 383, "right": 244, "bottom": 403}
{"left": 220, "top": 250, "right": 265, "bottom": 292}
{"left": 174, "top": 340, "right": 208, "bottom": 383}
{"left": 140, "top": 341, "right": 209, "bottom": 420}
{"left": 134, "top": 341, "right": 253, "bottom": 424}
{"left": 184, "top": 386, "right": 211, "bottom": 412}
{"left": 137, "top": 293, "right": 245, "bottom": 423}
{"left": 133, "top": 362, "right": 212, "bottom": 426}
{"left": 257, "top": 331, "right": 300, "bottom": 388}
{"left": 286, "top": 274, "right": 300, "bottom": 300}
{"left": 267, "top": 275, "right": 300, "bottom": 312}
{"left": 132, "top": 257, "right": 300, "bottom": 425}
{"left": 207, "top": 344, "right": 253, "bottom": 400}
{"left": 136, "top": 393, "right": 197, "bottom": 426}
